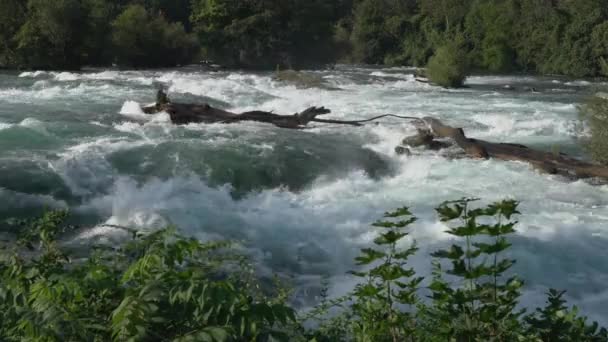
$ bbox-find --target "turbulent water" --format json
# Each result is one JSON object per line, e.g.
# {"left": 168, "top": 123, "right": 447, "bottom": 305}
{"left": 1, "top": 66, "right": 608, "bottom": 321}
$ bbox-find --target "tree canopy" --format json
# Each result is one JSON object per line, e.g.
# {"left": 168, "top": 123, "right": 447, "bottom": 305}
{"left": 1, "top": 0, "right": 608, "bottom": 75}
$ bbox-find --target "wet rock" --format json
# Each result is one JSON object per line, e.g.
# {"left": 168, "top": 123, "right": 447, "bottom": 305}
{"left": 395, "top": 146, "right": 412, "bottom": 156}
{"left": 402, "top": 129, "right": 434, "bottom": 147}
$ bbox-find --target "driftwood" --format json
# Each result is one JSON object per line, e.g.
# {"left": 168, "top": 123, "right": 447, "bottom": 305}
{"left": 403, "top": 117, "right": 608, "bottom": 180}
{"left": 143, "top": 90, "right": 420, "bottom": 129}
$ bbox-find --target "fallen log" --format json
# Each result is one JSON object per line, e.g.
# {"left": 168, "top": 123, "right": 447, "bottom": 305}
{"left": 143, "top": 90, "right": 362, "bottom": 128}
{"left": 410, "top": 117, "right": 608, "bottom": 180}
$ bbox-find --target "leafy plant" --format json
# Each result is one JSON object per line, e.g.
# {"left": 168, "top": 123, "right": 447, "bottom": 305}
{"left": 0, "top": 213, "right": 296, "bottom": 341}
{"left": 426, "top": 198, "right": 524, "bottom": 340}
{"left": 2, "top": 201, "right": 606, "bottom": 341}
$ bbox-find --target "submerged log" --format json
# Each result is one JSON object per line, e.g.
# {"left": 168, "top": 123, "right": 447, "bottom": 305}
{"left": 415, "top": 117, "right": 608, "bottom": 180}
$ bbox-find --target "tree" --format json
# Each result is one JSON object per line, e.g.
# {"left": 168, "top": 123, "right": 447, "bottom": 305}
{"left": 419, "top": 0, "right": 472, "bottom": 33}
{"left": 465, "top": 0, "right": 516, "bottom": 72}
{"left": 580, "top": 94, "right": 608, "bottom": 165}
{"left": 426, "top": 38, "right": 469, "bottom": 88}
{"left": 14, "top": 0, "right": 89, "bottom": 69}
{"left": 112, "top": 4, "right": 199, "bottom": 68}
{"left": 0, "top": 0, "right": 26, "bottom": 68}
{"left": 191, "top": 0, "right": 340, "bottom": 69}
{"left": 592, "top": 23, "right": 608, "bottom": 77}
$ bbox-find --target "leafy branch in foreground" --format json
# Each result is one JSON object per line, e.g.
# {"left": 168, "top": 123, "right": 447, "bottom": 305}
{"left": 0, "top": 214, "right": 296, "bottom": 342}
{"left": 304, "top": 199, "right": 607, "bottom": 342}
{"left": 1, "top": 200, "right": 606, "bottom": 341}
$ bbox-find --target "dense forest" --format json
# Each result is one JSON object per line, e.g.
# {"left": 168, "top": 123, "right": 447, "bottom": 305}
{"left": 1, "top": 0, "right": 608, "bottom": 77}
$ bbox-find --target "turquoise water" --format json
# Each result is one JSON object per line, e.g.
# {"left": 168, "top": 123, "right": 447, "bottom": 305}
{"left": 1, "top": 66, "right": 607, "bottom": 321}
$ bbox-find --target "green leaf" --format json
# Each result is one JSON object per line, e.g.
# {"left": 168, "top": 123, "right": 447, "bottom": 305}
{"left": 374, "top": 231, "right": 407, "bottom": 245}
{"left": 355, "top": 248, "right": 386, "bottom": 265}
{"left": 431, "top": 245, "right": 464, "bottom": 260}
{"left": 372, "top": 218, "right": 416, "bottom": 229}
{"left": 473, "top": 238, "right": 512, "bottom": 255}
{"left": 383, "top": 207, "right": 413, "bottom": 218}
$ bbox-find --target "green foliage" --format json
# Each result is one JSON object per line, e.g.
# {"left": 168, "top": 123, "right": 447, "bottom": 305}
{"left": 1, "top": 202, "right": 606, "bottom": 341}
{"left": 526, "top": 289, "right": 608, "bottom": 341}
{"left": 304, "top": 199, "right": 607, "bottom": 341}
{"left": 14, "top": 0, "right": 89, "bottom": 70}
{"left": 350, "top": 0, "right": 408, "bottom": 65}
{"left": 426, "top": 39, "right": 469, "bottom": 88}
{"left": 0, "top": 0, "right": 26, "bottom": 68}
{"left": 592, "top": 22, "right": 608, "bottom": 77}
{"left": 190, "top": 0, "right": 340, "bottom": 69}
{"left": 112, "top": 5, "right": 199, "bottom": 68}
{"left": 465, "top": 0, "right": 516, "bottom": 72}
{"left": 580, "top": 94, "right": 608, "bottom": 165}
{"left": 0, "top": 212, "right": 296, "bottom": 341}
{"left": 427, "top": 198, "right": 524, "bottom": 340}
{"left": 347, "top": 207, "right": 421, "bottom": 340}
{"left": 3, "top": 0, "right": 608, "bottom": 73}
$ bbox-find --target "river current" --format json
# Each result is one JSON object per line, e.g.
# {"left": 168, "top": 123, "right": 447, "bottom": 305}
{"left": 1, "top": 66, "right": 607, "bottom": 321}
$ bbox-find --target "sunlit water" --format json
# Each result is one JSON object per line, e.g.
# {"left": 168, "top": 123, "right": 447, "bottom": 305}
{"left": 1, "top": 66, "right": 607, "bottom": 322}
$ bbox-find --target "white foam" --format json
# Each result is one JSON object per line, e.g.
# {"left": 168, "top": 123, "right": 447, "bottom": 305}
{"left": 566, "top": 80, "right": 592, "bottom": 86}
{"left": 54, "top": 72, "right": 80, "bottom": 82}
{"left": 18, "top": 71, "right": 48, "bottom": 78}
{"left": 118, "top": 101, "right": 171, "bottom": 123}
{"left": 119, "top": 100, "right": 146, "bottom": 116}
{"left": 370, "top": 71, "right": 411, "bottom": 79}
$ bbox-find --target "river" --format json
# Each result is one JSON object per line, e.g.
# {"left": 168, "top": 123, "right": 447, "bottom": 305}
{"left": 1, "top": 66, "right": 607, "bottom": 322}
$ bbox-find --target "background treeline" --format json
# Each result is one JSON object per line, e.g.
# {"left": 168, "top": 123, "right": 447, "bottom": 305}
{"left": 1, "top": 0, "right": 608, "bottom": 77}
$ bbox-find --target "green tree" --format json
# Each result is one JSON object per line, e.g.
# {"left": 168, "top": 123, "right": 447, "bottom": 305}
{"left": 14, "top": 0, "right": 89, "bottom": 69}
{"left": 426, "top": 38, "right": 469, "bottom": 88}
{"left": 349, "top": 0, "right": 418, "bottom": 65}
{"left": 191, "top": 0, "right": 339, "bottom": 69}
{"left": 0, "top": 0, "right": 26, "bottom": 68}
{"left": 580, "top": 94, "right": 608, "bottom": 166}
{"left": 112, "top": 4, "right": 199, "bottom": 68}
{"left": 419, "top": 0, "right": 472, "bottom": 33}
{"left": 592, "top": 22, "right": 608, "bottom": 77}
{"left": 465, "top": 0, "right": 516, "bottom": 72}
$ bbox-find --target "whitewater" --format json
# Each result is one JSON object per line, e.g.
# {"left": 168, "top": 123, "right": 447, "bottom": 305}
{"left": 1, "top": 66, "right": 607, "bottom": 322}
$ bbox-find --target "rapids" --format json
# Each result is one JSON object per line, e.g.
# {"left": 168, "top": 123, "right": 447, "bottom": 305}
{"left": 1, "top": 66, "right": 607, "bottom": 322}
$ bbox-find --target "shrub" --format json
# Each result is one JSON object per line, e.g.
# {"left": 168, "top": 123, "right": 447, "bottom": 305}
{"left": 0, "top": 212, "right": 296, "bottom": 341}
{"left": 304, "top": 199, "right": 607, "bottom": 341}
{"left": 426, "top": 40, "right": 469, "bottom": 88}
{"left": 580, "top": 94, "right": 608, "bottom": 165}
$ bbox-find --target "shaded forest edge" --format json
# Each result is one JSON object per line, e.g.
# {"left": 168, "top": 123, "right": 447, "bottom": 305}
{"left": 2, "top": 0, "right": 608, "bottom": 78}
{"left": 1, "top": 200, "right": 606, "bottom": 341}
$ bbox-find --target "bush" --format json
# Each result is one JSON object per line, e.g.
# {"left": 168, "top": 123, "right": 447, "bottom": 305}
{"left": 1, "top": 200, "right": 606, "bottom": 341}
{"left": 580, "top": 94, "right": 608, "bottom": 165}
{"left": 112, "top": 5, "right": 199, "bottom": 68}
{"left": 426, "top": 40, "right": 469, "bottom": 88}
{"left": 0, "top": 212, "right": 296, "bottom": 341}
